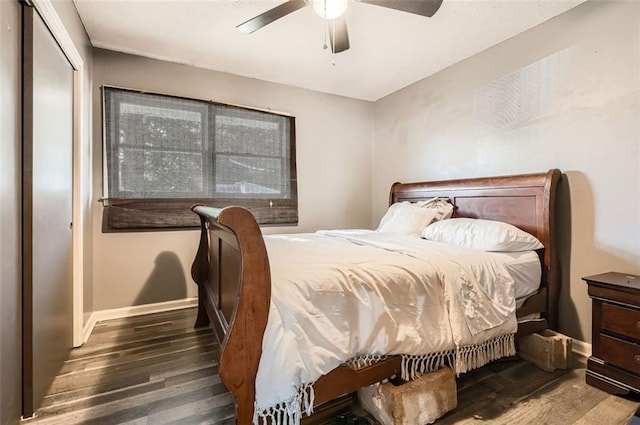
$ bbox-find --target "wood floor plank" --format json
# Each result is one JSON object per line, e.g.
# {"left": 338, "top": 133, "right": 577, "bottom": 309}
{"left": 82, "top": 325, "right": 199, "bottom": 348}
{"left": 32, "top": 377, "right": 226, "bottom": 425}
{"left": 74, "top": 341, "right": 217, "bottom": 374}
{"left": 88, "top": 317, "right": 196, "bottom": 342}
{"left": 38, "top": 380, "right": 166, "bottom": 417}
{"left": 115, "top": 419, "right": 147, "bottom": 425}
{"left": 573, "top": 394, "right": 638, "bottom": 425}
{"left": 49, "top": 348, "right": 216, "bottom": 394}
{"left": 166, "top": 404, "right": 236, "bottom": 425}
{"left": 68, "top": 328, "right": 212, "bottom": 360}
{"left": 60, "top": 336, "right": 216, "bottom": 376}
{"left": 171, "top": 404, "right": 236, "bottom": 425}
{"left": 40, "top": 373, "right": 154, "bottom": 408}
{"left": 146, "top": 391, "right": 234, "bottom": 424}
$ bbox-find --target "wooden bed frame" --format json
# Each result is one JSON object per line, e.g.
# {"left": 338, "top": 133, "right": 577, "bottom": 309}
{"left": 190, "top": 169, "right": 561, "bottom": 424}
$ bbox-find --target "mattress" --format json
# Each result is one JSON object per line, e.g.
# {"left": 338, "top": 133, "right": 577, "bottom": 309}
{"left": 317, "top": 231, "right": 543, "bottom": 306}
{"left": 491, "top": 250, "right": 541, "bottom": 307}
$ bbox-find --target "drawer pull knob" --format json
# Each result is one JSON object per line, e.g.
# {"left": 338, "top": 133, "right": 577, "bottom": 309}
{"left": 637, "top": 321, "right": 640, "bottom": 330}
{"left": 635, "top": 355, "right": 640, "bottom": 365}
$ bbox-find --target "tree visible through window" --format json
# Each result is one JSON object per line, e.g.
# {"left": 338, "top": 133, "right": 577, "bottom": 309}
{"left": 102, "top": 87, "right": 297, "bottom": 231}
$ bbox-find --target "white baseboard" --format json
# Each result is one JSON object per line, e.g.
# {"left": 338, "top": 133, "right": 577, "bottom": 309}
{"left": 93, "top": 297, "right": 198, "bottom": 323}
{"left": 572, "top": 338, "right": 592, "bottom": 358}
{"left": 78, "top": 298, "right": 198, "bottom": 343}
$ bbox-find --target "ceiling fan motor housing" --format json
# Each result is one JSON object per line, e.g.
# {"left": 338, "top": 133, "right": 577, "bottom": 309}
{"left": 311, "top": 0, "right": 349, "bottom": 20}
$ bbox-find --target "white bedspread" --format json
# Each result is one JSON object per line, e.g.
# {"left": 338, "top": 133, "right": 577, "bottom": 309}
{"left": 254, "top": 230, "right": 517, "bottom": 422}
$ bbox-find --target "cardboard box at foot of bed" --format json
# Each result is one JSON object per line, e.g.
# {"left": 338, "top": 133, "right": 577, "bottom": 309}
{"left": 357, "top": 367, "right": 457, "bottom": 425}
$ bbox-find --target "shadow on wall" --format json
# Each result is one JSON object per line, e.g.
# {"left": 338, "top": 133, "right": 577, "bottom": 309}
{"left": 556, "top": 172, "right": 578, "bottom": 338}
{"left": 558, "top": 171, "right": 640, "bottom": 342}
{"left": 134, "top": 251, "right": 187, "bottom": 306}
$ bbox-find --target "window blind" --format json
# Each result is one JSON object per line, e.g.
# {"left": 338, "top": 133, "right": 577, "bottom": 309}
{"left": 102, "top": 87, "right": 297, "bottom": 231}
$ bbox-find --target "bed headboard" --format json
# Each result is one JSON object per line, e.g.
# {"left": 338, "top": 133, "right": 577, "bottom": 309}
{"left": 389, "top": 169, "right": 562, "bottom": 330}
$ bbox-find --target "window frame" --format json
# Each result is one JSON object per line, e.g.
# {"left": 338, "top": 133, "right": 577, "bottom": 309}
{"left": 100, "top": 86, "right": 298, "bottom": 232}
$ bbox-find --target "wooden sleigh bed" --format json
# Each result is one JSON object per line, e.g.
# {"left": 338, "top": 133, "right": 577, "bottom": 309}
{"left": 190, "top": 169, "right": 561, "bottom": 424}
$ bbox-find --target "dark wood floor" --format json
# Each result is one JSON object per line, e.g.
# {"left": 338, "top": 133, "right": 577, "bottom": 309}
{"left": 24, "top": 308, "right": 638, "bottom": 425}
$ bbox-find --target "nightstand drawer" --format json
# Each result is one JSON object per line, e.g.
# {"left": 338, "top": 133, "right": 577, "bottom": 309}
{"left": 601, "top": 303, "right": 640, "bottom": 340}
{"left": 598, "top": 334, "right": 640, "bottom": 374}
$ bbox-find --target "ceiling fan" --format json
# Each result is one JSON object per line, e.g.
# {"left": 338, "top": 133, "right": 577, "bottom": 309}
{"left": 236, "top": 0, "right": 444, "bottom": 54}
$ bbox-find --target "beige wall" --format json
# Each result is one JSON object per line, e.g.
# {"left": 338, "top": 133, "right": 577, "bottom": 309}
{"left": 0, "top": 1, "right": 22, "bottom": 423}
{"left": 372, "top": 0, "right": 640, "bottom": 343}
{"left": 91, "top": 49, "right": 374, "bottom": 310}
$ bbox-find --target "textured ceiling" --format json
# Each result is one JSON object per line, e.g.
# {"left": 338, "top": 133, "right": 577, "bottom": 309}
{"left": 73, "top": 0, "right": 587, "bottom": 101}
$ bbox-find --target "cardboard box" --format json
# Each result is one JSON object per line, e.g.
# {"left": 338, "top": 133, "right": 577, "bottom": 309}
{"left": 518, "top": 329, "right": 572, "bottom": 372}
{"left": 358, "top": 367, "right": 457, "bottom": 425}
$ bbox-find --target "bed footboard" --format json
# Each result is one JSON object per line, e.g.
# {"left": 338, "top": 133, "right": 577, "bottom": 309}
{"left": 191, "top": 205, "right": 270, "bottom": 424}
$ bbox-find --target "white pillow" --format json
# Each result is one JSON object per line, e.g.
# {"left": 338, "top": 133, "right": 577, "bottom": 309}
{"left": 416, "top": 197, "right": 454, "bottom": 221}
{"left": 421, "top": 218, "right": 543, "bottom": 251}
{"left": 377, "top": 202, "right": 439, "bottom": 237}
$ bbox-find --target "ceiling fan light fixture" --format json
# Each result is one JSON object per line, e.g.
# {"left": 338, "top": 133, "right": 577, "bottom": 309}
{"left": 311, "top": 0, "right": 348, "bottom": 20}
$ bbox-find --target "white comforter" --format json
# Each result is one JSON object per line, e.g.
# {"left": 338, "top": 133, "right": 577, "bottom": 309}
{"left": 254, "top": 230, "right": 517, "bottom": 419}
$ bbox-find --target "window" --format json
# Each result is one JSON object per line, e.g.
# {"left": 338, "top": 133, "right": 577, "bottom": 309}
{"left": 102, "top": 87, "right": 297, "bottom": 231}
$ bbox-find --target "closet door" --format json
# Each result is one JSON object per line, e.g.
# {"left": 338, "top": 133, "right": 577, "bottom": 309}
{"left": 22, "top": 5, "right": 74, "bottom": 416}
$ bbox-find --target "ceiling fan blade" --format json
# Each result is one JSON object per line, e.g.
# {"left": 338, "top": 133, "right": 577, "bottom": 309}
{"left": 236, "top": 0, "right": 307, "bottom": 34}
{"left": 359, "top": 0, "right": 443, "bottom": 18}
{"left": 328, "top": 15, "right": 350, "bottom": 53}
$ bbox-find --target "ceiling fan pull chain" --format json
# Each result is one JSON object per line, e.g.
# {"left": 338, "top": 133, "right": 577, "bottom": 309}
{"left": 332, "top": 20, "right": 336, "bottom": 53}
{"left": 331, "top": 21, "right": 336, "bottom": 65}
{"left": 323, "top": 21, "right": 328, "bottom": 50}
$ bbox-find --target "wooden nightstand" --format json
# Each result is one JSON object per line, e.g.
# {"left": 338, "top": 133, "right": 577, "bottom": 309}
{"left": 584, "top": 272, "right": 640, "bottom": 395}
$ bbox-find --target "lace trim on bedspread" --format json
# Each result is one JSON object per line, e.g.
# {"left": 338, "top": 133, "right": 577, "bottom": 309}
{"left": 344, "top": 354, "right": 390, "bottom": 370}
{"left": 253, "top": 383, "right": 314, "bottom": 425}
{"left": 400, "top": 334, "right": 515, "bottom": 380}
{"left": 254, "top": 334, "right": 515, "bottom": 425}
{"left": 455, "top": 333, "right": 516, "bottom": 374}
{"left": 400, "top": 349, "right": 456, "bottom": 381}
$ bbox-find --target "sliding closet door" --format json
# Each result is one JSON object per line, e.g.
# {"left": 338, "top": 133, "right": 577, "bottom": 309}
{"left": 22, "top": 5, "right": 74, "bottom": 416}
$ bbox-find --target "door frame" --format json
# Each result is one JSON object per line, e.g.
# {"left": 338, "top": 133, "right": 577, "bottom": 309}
{"left": 29, "top": 0, "right": 86, "bottom": 347}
